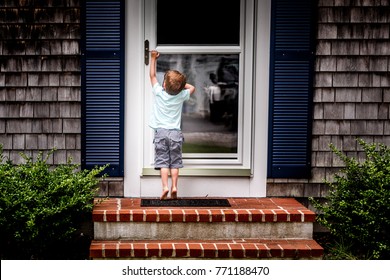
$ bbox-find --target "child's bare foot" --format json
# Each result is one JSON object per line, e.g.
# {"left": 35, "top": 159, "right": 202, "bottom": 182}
{"left": 160, "top": 187, "right": 169, "bottom": 200}
{"left": 171, "top": 187, "right": 177, "bottom": 199}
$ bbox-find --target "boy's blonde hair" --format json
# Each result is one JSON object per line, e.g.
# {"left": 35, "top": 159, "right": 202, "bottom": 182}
{"left": 163, "top": 70, "right": 187, "bottom": 95}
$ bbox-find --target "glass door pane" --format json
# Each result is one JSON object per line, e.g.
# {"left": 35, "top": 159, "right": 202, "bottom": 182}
{"left": 157, "top": 0, "right": 240, "bottom": 45}
{"left": 154, "top": 0, "right": 242, "bottom": 159}
{"left": 144, "top": 0, "right": 255, "bottom": 167}
{"left": 156, "top": 54, "right": 239, "bottom": 155}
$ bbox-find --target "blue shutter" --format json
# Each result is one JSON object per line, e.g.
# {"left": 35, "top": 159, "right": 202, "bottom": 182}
{"left": 268, "top": 0, "right": 316, "bottom": 178}
{"left": 81, "top": 0, "right": 124, "bottom": 176}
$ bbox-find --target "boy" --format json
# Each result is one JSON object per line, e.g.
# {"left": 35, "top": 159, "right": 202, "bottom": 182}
{"left": 149, "top": 50, "right": 196, "bottom": 200}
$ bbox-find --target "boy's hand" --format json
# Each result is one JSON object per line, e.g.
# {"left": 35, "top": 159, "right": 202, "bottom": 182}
{"left": 150, "top": 50, "right": 160, "bottom": 60}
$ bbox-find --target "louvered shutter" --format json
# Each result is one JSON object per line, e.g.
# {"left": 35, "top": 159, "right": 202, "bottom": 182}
{"left": 267, "top": 0, "right": 316, "bottom": 178}
{"left": 81, "top": 0, "right": 124, "bottom": 176}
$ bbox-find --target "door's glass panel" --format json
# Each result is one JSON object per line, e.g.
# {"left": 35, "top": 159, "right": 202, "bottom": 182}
{"left": 156, "top": 54, "right": 239, "bottom": 154}
{"left": 157, "top": 0, "right": 240, "bottom": 45}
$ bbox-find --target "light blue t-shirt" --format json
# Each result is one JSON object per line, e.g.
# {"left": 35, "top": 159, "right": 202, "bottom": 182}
{"left": 149, "top": 82, "right": 190, "bottom": 130}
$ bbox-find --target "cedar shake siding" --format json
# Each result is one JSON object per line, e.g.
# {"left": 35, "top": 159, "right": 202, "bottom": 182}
{"left": 0, "top": 0, "right": 81, "bottom": 165}
{"left": 267, "top": 0, "right": 390, "bottom": 201}
{"left": 1, "top": 0, "right": 389, "bottom": 200}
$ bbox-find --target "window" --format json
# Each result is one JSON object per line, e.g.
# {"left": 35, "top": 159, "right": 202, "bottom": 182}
{"left": 156, "top": 53, "right": 239, "bottom": 156}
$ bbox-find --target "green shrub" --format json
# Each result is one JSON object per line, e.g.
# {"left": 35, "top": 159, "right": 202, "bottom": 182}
{"left": 311, "top": 139, "right": 390, "bottom": 259}
{"left": 0, "top": 146, "right": 107, "bottom": 259}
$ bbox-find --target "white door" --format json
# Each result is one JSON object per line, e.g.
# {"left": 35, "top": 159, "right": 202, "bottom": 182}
{"left": 125, "top": 0, "right": 270, "bottom": 197}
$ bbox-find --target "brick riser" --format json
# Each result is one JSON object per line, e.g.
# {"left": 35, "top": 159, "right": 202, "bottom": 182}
{"left": 93, "top": 208, "right": 315, "bottom": 223}
{"left": 90, "top": 239, "right": 323, "bottom": 259}
{"left": 92, "top": 198, "right": 316, "bottom": 223}
{"left": 90, "top": 198, "right": 324, "bottom": 259}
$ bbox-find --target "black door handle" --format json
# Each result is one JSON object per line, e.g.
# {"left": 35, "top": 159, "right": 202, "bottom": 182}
{"left": 144, "top": 40, "right": 149, "bottom": 65}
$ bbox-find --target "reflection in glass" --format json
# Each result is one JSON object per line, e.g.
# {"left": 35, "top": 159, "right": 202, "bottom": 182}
{"left": 156, "top": 54, "right": 239, "bottom": 154}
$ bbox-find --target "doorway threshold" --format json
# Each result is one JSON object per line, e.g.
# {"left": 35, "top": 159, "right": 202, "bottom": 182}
{"left": 141, "top": 167, "right": 252, "bottom": 177}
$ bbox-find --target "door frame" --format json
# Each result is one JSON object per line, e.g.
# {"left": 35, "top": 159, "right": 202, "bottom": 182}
{"left": 124, "top": 0, "right": 270, "bottom": 197}
{"left": 143, "top": 0, "right": 254, "bottom": 171}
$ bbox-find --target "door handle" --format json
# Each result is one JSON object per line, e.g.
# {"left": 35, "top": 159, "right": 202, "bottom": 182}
{"left": 144, "top": 40, "right": 149, "bottom": 65}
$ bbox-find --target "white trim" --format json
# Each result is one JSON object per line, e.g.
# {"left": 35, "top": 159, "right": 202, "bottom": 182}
{"left": 155, "top": 46, "right": 242, "bottom": 54}
{"left": 142, "top": 167, "right": 252, "bottom": 177}
{"left": 249, "top": 0, "right": 271, "bottom": 197}
{"left": 124, "top": 0, "right": 271, "bottom": 197}
{"left": 124, "top": 0, "right": 144, "bottom": 197}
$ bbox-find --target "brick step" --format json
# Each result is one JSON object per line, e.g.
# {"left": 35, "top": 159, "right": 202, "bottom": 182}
{"left": 90, "top": 239, "right": 324, "bottom": 259}
{"left": 93, "top": 198, "right": 316, "bottom": 241}
{"left": 92, "top": 198, "right": 315, "bottom": 223}
{"left": 93, "top": 205, "right": 315, "bottom": 223}
{"left": 90, "top": 198, "right": 323, "bottom": 259}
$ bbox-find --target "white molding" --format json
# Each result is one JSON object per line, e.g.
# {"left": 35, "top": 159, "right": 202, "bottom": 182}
{"left": 124, "top": 0, "right": 144, "bottom": 197}
{"left": 142, "top": 167, "right": 252, "bottom": 177}
{"left": 248, "top": 0, "right": 271, "bottom": 197}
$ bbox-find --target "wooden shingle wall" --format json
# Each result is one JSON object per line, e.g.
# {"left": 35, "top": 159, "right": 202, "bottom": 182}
{"left": 0, "top": 0, "right": 81, "bottom": 165}
{"left": 267, "top": 0, "right": 390, "bottom": 199}
{"left": 1, "top": 1, "right": 389, "bottom": 200}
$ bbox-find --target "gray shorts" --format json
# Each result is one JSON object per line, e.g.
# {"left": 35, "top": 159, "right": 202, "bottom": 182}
{"left": 153, "top": 129, "right": 184, "bottom": 169}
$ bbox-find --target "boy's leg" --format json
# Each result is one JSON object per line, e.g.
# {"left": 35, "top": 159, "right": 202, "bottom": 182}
{"left": 160, "top": 168, "right": 169, "bottom": 200}
{"left": 154, "top": 129, "right": 171, "bottom": 200}
{"left": 168, "top": 130, "right": 183, "bottom": 199}
{"left": 170, "top": 168, "right": 179, "bottom": 199}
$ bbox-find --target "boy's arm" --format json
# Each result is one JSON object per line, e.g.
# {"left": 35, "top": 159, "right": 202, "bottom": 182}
{"left": 184, "top": 83, "right": 196, "bottom": 95}
{"left": 149, "top": 50, "right": 159, "bottom": 87}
